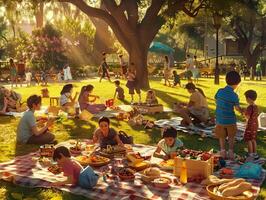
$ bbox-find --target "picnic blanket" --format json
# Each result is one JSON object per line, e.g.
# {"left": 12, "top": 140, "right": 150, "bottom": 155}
{"left": 0, "top": 141, "right": 265, "bottom": 200}
{"left": 3, "top": 106, "right": 49, "bottom": 118}
{"left": 154, "top": 117, "right": 249, "bottom": 141}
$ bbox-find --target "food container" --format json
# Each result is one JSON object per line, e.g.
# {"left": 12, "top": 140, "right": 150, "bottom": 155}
{"left": 152, "top": 177, "right": 171, "bottom": 188}
{"left": 174, "top": 156, "right": 213, "bottom": 179}
{"left": 118, "top": 168, "right": 135, "bottom": 181}
{"left": 206, "top": 184, "right": 254, "bottom": 200}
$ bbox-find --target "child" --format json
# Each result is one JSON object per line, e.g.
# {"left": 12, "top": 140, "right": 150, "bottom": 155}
{"left": 215, "top": 71, "right": 243, "bottom": 160}
{"left": 243, "top": 90, "right": 259, "bottom": 160}
{"left": 172, "top": 70, "right": 181, "bottom": 87}
{"left": 17, "top": 95, "right": 56, "bottom": 144}
{"left": 145, "top": 90, "right": 158, "bottom": 105}
{"left": 114, "top": 80, "right": 125, "bottom": 100}
{"left": 154, "top": 127, "right": 183, "bottom": 160}
{"left": 164, "top": 56, "right": 172, "bottom": 86}
{"left": 0, "top": 89, "right": 8, "bottom": 114}
{"left": 41, "top": 69, "right": 48, "bottom": 86}
{"left": 99, "top": 52, "right": 111, "bottom": 82}
{"left": 59, "top": 84, "right": 79, "bottom": 112}
{"left": 126, "top": 64, "right": 141, "bottom": 104}
{"left": 51, "top": 146, "right": 99, "bottom": 188}
{"left": 25, "top": 69, "right": 32, "bottom": 87}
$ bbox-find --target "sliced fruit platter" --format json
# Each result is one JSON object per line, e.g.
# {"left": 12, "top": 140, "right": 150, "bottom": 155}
{"left": 99, "top": 145, "right": 127, "bottom": 158}
{"left": 177, "top": 149, "right": 212, "bottom": 161}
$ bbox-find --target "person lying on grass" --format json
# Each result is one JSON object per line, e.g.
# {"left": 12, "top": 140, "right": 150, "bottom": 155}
{"left": 153, "top": 127, "right": 183, "bottom": 160}
{"left": 51, "top": 146, "right": 99, "bottom": 188}
{"left": 0, "top": 93, "right": 8, "bottom": 115}
{"left": 93, "top": 116, "right": 124, "bottom": 148}
{"left": 16, "top": 95, "right": 56, "bottom": 145}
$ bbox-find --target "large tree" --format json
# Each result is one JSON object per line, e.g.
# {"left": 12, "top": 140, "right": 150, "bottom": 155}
{"left": 58, "top": 0, "right": 205, "bottom": 88}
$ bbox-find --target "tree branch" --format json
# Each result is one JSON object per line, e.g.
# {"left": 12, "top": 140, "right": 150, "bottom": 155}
{"left": 125, "top": 0, "right": 138, "bottom": 30}
{"left": 60, "top": 0, "right": 130, "bottom": 51}
{"left": 182, "top": 0, "right": 206, "bottom": 17}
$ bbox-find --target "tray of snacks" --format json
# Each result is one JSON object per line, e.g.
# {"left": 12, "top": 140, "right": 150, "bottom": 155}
{"left": 152, "top": 177, "right": 172, "bottom": 189}
{"left": 40, "top": 144, "right": 55, "bottom": 157}
{"left": 38, "top": 157, "right": 52, "bottom": 167}
{"left": 86, "top": 155, "right": 110, "bottom": 167}
{"left": 159, "top": 159, "right": 175, "bottom": 171}
{"left": 48, "top": 165, "right": 62, "bottom": 175}
{"left": 206, "top": 179, "right": 254, "bottom": 200}
{"left": 99, "top": 145, "right": 126, "bottom": 158}
{"left": 140, "top": 167, "right": 161, "bottom": 183}
{"left": 118, "top": 168, "right": 135, "bottom": 181}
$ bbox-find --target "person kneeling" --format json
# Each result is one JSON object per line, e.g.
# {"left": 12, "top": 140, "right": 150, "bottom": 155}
{"left": 17, "top": 95, "right": 56, "bottom": 145}
{"left": 51, "top": 146, "right": 99, "bottom": 188}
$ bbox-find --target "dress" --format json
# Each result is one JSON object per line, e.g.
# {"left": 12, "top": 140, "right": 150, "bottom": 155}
{"left": 244, "top": 105, "right": 259, "bottom": 141}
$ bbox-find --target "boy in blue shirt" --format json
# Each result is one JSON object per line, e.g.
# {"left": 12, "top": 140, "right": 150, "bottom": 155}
{"left": 215, "top": 71, "right": 243, "bottom": 160}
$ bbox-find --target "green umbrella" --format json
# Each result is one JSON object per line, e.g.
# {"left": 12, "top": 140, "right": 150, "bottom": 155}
{"left": 148, "top": 42, "right": 174, "bottom": 55}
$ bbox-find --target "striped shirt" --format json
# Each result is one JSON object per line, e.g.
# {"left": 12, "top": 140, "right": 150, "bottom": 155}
{"left": 215, "top": 86, "right": 239, "bottom": 125}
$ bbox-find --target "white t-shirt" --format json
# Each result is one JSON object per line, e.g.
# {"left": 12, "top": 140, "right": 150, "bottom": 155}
{"left": 25, "top": 72, "right": 32, "bottom": 82}
{"left": 186, "top": 58, "right": 194, "bottom": 70}
{"left": 60, "top": 93, "right": 71, "bottom": 106}
{"left": 157, "top": 138, "right": 183, "bottom": 155}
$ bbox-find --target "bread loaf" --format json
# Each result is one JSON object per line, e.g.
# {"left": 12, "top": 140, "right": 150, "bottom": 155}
{"left": 222, "top": 182, "right": 252, "bottom": 197}
{"left": 218, "top": 178, "right": 245, "bottom": 192}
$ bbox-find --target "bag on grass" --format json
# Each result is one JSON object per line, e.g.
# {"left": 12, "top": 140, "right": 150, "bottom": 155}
{"left": 118, "top": 130, "right": 133, "bottom": 144}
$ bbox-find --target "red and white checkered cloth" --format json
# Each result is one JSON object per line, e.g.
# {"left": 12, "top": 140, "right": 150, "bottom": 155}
{"left": 0, "top": 142, "right": 265, "bottom": 200}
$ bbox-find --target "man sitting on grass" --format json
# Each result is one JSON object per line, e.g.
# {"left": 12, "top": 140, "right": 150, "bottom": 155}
{"left": 17, "top": 95, "right": 56, "bottom": 145}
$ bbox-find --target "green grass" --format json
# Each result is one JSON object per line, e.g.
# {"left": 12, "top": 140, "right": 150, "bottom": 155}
{"left": 0, "top": 77, "right": 266, "bottom": 200}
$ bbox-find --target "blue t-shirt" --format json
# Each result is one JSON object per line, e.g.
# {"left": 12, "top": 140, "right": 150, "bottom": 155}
{"left": 17, "top": 110, "right": 36, "bottom": 143}
{"left": 215, "top": 86, "right": 239, "bottom": 125}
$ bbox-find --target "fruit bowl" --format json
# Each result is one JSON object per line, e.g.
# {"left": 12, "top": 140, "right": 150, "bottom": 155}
{"left": 70, "top": 146, "right": 82, "bottom": 155}
{"left": 206, "top": 184, "right": 254, "bottom": 200}
{"left": 118, "top": 168, "right": 135, "bottom": 181}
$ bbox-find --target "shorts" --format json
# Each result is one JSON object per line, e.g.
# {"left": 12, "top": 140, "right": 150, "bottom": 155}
{"left": 78, "top": 166, "right": 99, "bottom": 189}
{"left": 102, "top": 70, "right": 110, "bottom": 78}
{"left": 244, "top": 127, "right": 258, "bottom": 141}
{"left": 122, "top": 65, "right": 127, "bottom": 75}
{"left": 126, "top": 81, "right": 140, "bottom": 94}
{"left": 215, "top": 124, "right": 237, "bottom": 139}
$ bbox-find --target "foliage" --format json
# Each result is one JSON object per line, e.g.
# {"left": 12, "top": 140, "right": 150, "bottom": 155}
{"left": 0, "top": 17, "right": 8, "bottom": 59}
{"left": 31, "top": 23, "right": 67, "bottom": 70}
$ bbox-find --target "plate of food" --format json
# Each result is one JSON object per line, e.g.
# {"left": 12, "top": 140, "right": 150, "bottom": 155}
{"left": 87, "top": 155, "right": 110, "bottom": 167}
{"left": 206, "top": 180, "right": 254, "bottom": 200}
{"left": 159, "top": 159, "right": 175, "bottom": 170}
{"left": 140, "top": 167, "right": 161, "bottom": 183}
{"left": 118, "top": 168, "right": 135, "bottom": 181}
{"left": 48, "top": 165, "right": 62, "bottom": 175}
{"left": 99, "top": 145, "right": 126, "bottom": 158}
{"left": 38, "top": 157, "right": 52, "bottom": 167}
{"left": 152, "top": 177, "right": 171, "bottom": 188}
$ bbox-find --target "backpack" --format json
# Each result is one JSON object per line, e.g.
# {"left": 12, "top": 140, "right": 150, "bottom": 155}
{"left": 118, "top": 131, "right": 133, "bottom": 144}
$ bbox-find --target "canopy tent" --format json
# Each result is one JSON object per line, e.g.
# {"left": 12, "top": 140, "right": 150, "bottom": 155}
{"left": 148, "top": 42, "right": 174, "bottom": 55}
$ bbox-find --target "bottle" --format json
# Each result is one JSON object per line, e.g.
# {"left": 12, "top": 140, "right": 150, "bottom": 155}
{"left": 180, "top": 159, "right": 187, "bottom": 184}
{"left": 75, "top": 102, "right": 80, "bottom": 117}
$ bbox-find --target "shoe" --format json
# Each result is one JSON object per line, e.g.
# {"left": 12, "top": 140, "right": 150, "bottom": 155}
{"left": 253, "top": 154, "right": 260, "bottom": 160}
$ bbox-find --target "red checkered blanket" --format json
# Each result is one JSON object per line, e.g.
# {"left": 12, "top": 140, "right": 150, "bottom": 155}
{"left": 0, "top": 142, "right": 265, "bottom": 200}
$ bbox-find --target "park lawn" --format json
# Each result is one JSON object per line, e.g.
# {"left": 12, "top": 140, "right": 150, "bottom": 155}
{"left": 0, "top": 77, "right": 265, "bottom": 200}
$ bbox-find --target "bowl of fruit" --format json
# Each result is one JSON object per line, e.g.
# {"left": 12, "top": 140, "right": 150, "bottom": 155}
{"left": 118, "top": 168, "right": 135, "bottom": 181}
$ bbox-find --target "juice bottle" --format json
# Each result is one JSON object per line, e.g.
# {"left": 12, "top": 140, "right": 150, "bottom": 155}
{"left": 180, "top": 159, "right": 187, "bottom": 184}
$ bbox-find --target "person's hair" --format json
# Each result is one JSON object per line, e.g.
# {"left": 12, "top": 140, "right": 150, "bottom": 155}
{"left": 225, "top": 71, "right": 241, "bottom": 86}
{"left": 187, "top": 54, "right": 190, "bottom": 58}
{"left": 27, "top": 95, "right": 41, "bottom": 109}
{"left": 78, "top": 85, "right": 87, "bottom": 100}
{"left": 102, "top": 52, "right": 106, "bottom": 56}
{"left": 9, "top": 58, "right": 14, "bottom": 64}
{"left": 162, "top": 127, "right": 177, "bottom": 138}
{"left": 60, "top": 84, "right": 73, "bottom": 95}
{"left": 244, "top": 90, "right": 257, "bottom": 101}
{"left": 119, "top": 54, "right": 123, "bottom": 58}
{"left": 185, "top": 83, "right": 205, "bottom": 97}
{"left": 173, "top": 70, "right": 177, "bottom": 74}
{"left": 194, "top": 55, "right": 197, "bottom": 59}
{"left": 86, "top": 84, "right": 94, "bottom": 92}
{"left": 98, "top": 116, "right": 110, "bottom": 125}
{"left": 165, "top": 55, "right": 169, "bottom": 62}
{"left": 53, "top": 146, "right": 71, "bottom": 161}
{"left": 114, "top": 80, "right": 120, "bottom": 86}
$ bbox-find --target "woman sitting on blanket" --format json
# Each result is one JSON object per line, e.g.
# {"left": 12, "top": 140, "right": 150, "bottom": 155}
{"left": 154, "top": 127, "right": 183, "bottom": 160}
{"left": 51, "top": 146, "right": 99, "bottom": 188}
{"left": 78, "top": 84, "right": 106, "bottom": 114}
{"left": 59, "top": 84, "right": 79, "bottom": 113}
{"left": 92, "top": 117, "right": 124, "bottom": 148}
{"left": 175, "top": 83, "right": 209, "bottom": 130}
{"left": 17, "top": 95, "right": 56, "bottom": 144}
{"left": 1, "top": 86, "right": 24, "bottom": 112}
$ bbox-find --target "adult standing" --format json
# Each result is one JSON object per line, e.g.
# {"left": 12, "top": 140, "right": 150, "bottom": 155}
{"left": 192, "top": 56, "right": 200, "bottom": 83}
{"left": 185, "top": 55, "right": 194, "bottom": 82}
{"left": 118, "top": 54, "right": 127, "bottom": 79}
{"left": 255, "top": 61, "right": 262, "bottom": 81}
{"left": 9, "top": 58, "right": 18, "bottom": 88}
{"left": 64, "top": 64, "right": 72, "bottom": 82}
{"left": 163, "top": 55, "right": 172, "bottom": 86}
{"left": 99, "top": 52, "right": 111, "bottom": 82}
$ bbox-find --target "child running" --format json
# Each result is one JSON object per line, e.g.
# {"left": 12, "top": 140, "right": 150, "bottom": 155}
{"left": 51, "top": 146, "right": 99, "bottom": 188}
{"left": 243, "top": 90, "right": 259, "bottom": 160}
{"left": 154, "top": 127, "right": 183, "bottom": 160}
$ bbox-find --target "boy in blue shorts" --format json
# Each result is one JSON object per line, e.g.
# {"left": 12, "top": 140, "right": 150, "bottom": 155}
{"left": 215, "top": 71, "right": 243, "bottom": 160}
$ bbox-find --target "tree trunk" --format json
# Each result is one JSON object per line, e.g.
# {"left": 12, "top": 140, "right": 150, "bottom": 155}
{"left": 129, "top": 47, "right": 149, "bottom": 89}
{"left": 35, "top": 2, "right": 44, "bottom": 28}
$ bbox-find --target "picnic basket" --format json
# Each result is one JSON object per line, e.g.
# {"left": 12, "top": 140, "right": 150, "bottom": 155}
{"left": 173, "top": 156, "right": 214, "bottom": 179}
